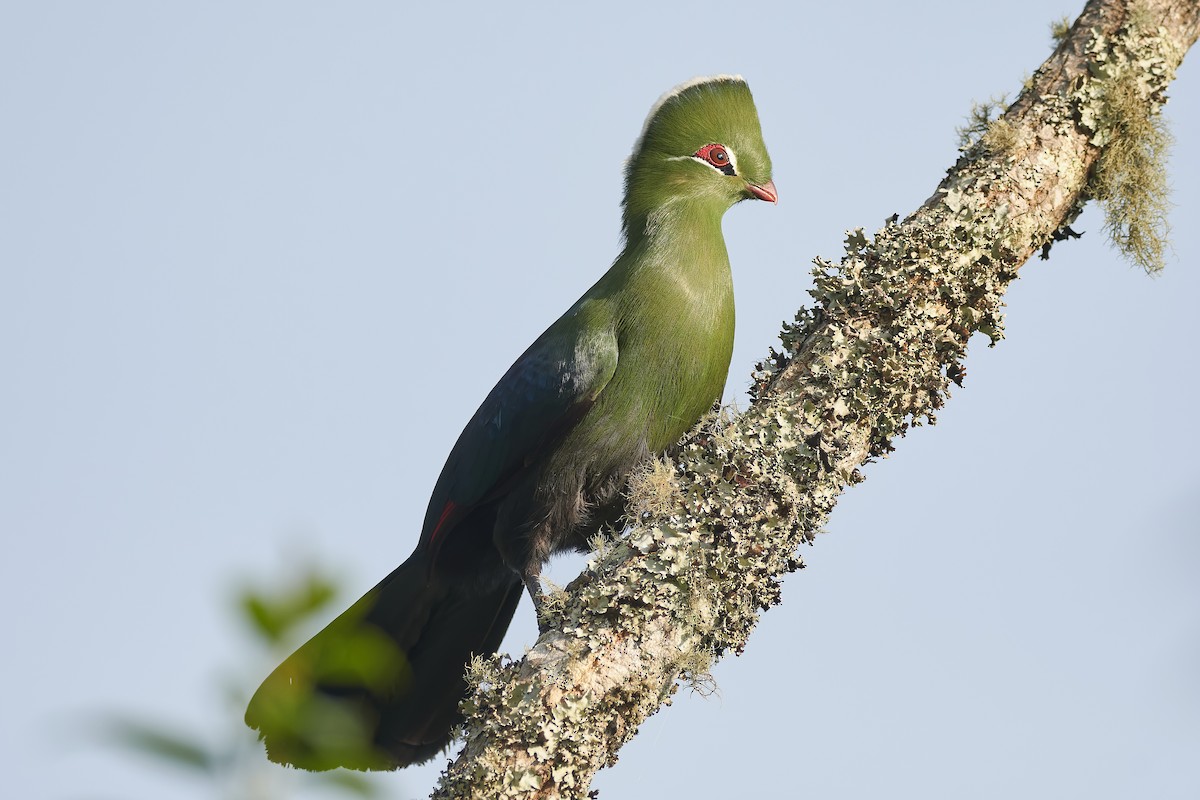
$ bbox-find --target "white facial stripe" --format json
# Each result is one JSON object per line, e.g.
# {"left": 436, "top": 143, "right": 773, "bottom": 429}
{"left": 670, "top": 145, "right": 740, "bottom": 176}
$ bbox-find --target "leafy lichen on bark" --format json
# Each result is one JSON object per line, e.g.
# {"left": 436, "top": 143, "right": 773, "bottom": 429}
{"left": 431, "top": 2, "right": 1198, "bottom": 798}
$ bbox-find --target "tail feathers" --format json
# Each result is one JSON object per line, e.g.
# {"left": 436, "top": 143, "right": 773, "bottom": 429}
{"left": 374, "top": 575, "right": 523, "bottom": 764}
{"left": 245, "top": 555, "right": 523, "bottom": 771}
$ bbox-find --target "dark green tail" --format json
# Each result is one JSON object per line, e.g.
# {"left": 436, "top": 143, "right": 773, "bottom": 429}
{"left": 245, "top": 554, "right": 523, "bottom": 770}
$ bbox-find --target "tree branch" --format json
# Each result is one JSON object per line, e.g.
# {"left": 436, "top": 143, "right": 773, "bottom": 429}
{"left": 432, "top": 1, "right": 1200, "bottom": 797}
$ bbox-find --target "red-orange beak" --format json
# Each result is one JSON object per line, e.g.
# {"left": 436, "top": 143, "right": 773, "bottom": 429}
{"left": 747, "top": 179, "right": 778, "bottom": 204}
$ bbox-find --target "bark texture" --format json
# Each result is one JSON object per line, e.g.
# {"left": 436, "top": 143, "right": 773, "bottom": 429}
{"left": 432, "top": 2, "right": 1200, "bottom": 797}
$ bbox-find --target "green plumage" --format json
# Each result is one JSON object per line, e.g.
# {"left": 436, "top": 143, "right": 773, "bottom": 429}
{"left": 245, "top": 75, "right": 775, "bottom": 771}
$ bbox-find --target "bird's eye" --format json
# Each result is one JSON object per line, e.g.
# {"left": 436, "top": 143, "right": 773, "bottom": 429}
{"left": 693, "top": 144, "right": 736, "bottom": 175}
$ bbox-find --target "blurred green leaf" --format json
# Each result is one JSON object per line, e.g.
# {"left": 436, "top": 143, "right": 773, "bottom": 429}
{"left": 317, "top": 770, "right": 383, "bottom": 797}
{"left": 238, "top": 569, "right": 339, "bottom": 643}
{"left": 242, "top": 593, "right": 285, "bottom": 642}
{"left": 102, "top": 718, "right": 215, "bottom": 773}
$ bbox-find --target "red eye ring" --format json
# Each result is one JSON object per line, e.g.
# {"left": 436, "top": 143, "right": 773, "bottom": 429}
{"left": 693, "top": 144, "right": 735, "bottom": 175}
{"left": 695, "top": 144, "right": 730, "bottom": 166}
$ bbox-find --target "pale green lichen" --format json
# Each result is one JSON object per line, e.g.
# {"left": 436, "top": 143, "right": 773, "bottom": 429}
{"left": 1074, "top": 6, "right": 1178, "bottom": 273}
{"left": 624, "top": 456, "right": 683, "bottom": 520}
{"left": 982, "top": 117, "right": 1020, "bottom": 155}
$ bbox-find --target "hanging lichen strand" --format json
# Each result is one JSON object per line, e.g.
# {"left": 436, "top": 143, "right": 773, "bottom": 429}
{"left": 1076, "top": 4, "right": 1180, "bottom": 273}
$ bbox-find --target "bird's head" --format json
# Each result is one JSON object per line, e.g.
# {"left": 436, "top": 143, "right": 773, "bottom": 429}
{"left": 623, "top": 75, "right": 775, "bottom": 228}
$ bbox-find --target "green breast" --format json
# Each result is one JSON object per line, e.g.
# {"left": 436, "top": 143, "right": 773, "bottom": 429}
{"left": 559, "top": 204, "right": 736, "bottom": 478}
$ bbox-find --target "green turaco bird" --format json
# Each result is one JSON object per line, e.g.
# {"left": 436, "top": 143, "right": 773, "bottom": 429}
{"left": 245, "top": 74, "right": 775, "bottom": 771}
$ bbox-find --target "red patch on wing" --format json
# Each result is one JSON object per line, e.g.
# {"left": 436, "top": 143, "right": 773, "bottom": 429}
{"left": 429, "top": 500, "right": 458, "bottom": 549}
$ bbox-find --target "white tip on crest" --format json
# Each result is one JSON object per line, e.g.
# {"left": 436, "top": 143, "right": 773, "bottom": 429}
{"left": 628, "top": 74, "right": 746, "bottom": 161}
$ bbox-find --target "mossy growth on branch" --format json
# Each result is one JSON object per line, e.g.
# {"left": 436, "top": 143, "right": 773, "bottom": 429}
{"left": 956, "top": 95, "right": 1016, "bottom": 154}
{"left": 1050, "top": 16, "right": 1073, "bottom": 45}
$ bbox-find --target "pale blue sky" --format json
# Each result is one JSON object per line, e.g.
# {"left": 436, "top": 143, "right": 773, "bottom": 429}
{"left": 2, "top": 2, "right": 1198, "bottom": 798}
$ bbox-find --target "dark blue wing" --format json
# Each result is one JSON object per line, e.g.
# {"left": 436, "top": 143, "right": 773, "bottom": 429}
{"left": 419, "top": 300, "right": 618, "bottom": 551}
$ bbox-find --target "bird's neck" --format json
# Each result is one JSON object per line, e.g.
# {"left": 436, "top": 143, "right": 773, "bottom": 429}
{"left": 604, "top": 199, "right": 735, "bottom": 336}
{"left": 618, "top": 199, "right": 731, "bottom": 282}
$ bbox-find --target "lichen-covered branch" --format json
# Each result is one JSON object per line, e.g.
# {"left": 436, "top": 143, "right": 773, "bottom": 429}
{"left": 432, "top": 2, "right": 1200, "bottom": 797}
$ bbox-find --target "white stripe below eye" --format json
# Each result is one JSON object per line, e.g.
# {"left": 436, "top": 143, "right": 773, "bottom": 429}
{"left": 668, "top": 146, "right": 740, "bottom": 176}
